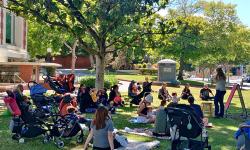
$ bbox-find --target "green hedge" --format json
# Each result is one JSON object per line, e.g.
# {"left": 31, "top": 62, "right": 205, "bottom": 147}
{"left": 79, "top": 75, "right": 118, "bottom": 89}
{"left": 139, "top": 68, "right": 158, "bottom": 75}
{"left": 179, "top": 80, "right": 205, "bottom": 87}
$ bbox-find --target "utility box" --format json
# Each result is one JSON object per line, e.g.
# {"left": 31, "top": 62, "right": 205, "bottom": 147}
{"left": 158, "top": 59, "right": 177, "bottom": 83}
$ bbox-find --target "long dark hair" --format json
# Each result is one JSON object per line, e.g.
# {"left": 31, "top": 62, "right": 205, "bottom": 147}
{"left": 111, "top": 85, "right": 118, "bottom": 91}
{"left": 93, "top": 107, "right": 110, "bottom": 130}
{"left": 216, "top": 68, "right": 226, "bottom": 81}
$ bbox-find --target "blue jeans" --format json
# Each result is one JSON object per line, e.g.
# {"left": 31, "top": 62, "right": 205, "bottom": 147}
{"left": 214, "top": 90, "right": 226, "bottom": 117}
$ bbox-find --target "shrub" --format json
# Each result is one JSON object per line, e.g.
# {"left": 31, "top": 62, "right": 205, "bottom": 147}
{"left": 142, "top": 63, "right": 147, "bottom": 68}
{"left": 79, "top": 75, "right": 118, "bottom": 89}
{"left": 138, "top": 64, "right": 142, "bottom": 68}
{"left": 139, "top": 68, "right": 158, "bottom": 75}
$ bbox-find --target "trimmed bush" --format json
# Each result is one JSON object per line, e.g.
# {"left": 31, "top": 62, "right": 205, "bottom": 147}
{"left": 179, "top": 80, "right": 205, "bottom": 87}
{"left": 79, "top": 75, "right": 118, "bottom": 89}
{"left": 139, "top": 68, "right": 158, "bottom": 75}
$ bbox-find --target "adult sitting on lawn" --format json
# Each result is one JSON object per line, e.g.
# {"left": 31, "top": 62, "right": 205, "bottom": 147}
{"left": 235, "top": 121, "right": 250, "bottom": 150}
{"left": 128, "top": 80, "right": 137, "bottom": 98}
{"left": 181, "top": 83, "right": 192, "bottom": 100}
{"left": 137, "top": 93, "right": 155, "bottom": 123}
{"left": 13, "top": 84, "right": 25, "bottom": 109}
{"left": 200, "top": 84, "right": 214, "bottom": 101}
{"left": 188, "top": 96, "right": 203, "bottom": 119}
{"left": 158, "top": 82, "right": 171, "bottom": 101}
{"left": 79, "top": 87, "right": 97, "bottom": 113}
{"left": 83, "top": 106, "right": 114, "bottom": 150}
{"left": 142, "top": 77, "right": 152, "bottom": 93}
{"left": 153, "top": 100, "right": 169, "bottom": 136}
{"left": 109, "top": 85, "right": 123, "bottom": 107}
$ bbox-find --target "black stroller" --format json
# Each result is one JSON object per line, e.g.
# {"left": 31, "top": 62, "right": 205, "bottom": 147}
{"left": 165, "top": 104, "right": 211, "bottom": 150}
{"left": 48, "top": 113, "right": 89, "bottom": 148}
{"left": 28, "top": 81, "right": 59, "bottom": 118}
{"left": 43, "top": 74, "right": 75, "bottom": 94}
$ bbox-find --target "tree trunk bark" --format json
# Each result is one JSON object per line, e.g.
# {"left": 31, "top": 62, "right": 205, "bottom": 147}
{"left": 177, "top": 55, "right": 184, "bottom": 80}
{"left": 95, "top": 54, "right": 105, "bottom": 90}
{"left": 71, "top": 40, "right": 78, "bottom": 74}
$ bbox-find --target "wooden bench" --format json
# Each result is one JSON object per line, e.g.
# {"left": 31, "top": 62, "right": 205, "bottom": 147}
{"left": 201, "top": 101, "right": 213, "bottom": 117}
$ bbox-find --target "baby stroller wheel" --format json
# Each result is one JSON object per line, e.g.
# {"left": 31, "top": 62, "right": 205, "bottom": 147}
{"left": 43, "top": 134, "right": 51, "bottom": 144}
{"left": 56, "top": 140, "right": 64, "bottom": 149}
{"left": 76, "top": 135, "right": 84, "bottom": 143}
{"left": 12, "top": 134, "right": 21, "bottom": 141}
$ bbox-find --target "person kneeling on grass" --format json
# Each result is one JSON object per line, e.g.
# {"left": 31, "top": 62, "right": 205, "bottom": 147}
{"left": 83, "top": 106, "right": 114, "bottom": 150}
{"left": 181, "top": 83, "right": 192, "bottom": 100}
{"left": 137, "top": 93, "right": 155, "bottom": 123}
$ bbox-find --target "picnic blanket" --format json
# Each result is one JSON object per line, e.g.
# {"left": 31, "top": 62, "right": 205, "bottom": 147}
{"left": 120, "top": 127, "right": 171, "bottom": 140}
{"left": 116, "top": 140, "right": 160, "bottom": 150}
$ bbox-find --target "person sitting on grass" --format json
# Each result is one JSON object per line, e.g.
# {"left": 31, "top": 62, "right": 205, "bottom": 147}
{"left": 109, "top": 85, "right": 124, "bottom": 107}
{"left": 158, "top": 82, "right": 172, "bottom": 101}
{"left": 153, "top": 100, "right": 170, "bottom": 136}
{"left": 83, "top": 106, "right": 114, "bottom": 150}
{"left": 200, "top": 84, "right": 214, "bottom": 101}
{"left": 171, "top": 92, "right": 180, "bottom": 104}
{"left": 235, "top": 121, "right": 250, "bottom": 150}
{"left": 79, "top": 87, "right": 97, "bottom": 113}
{"left": 97, "top": 89, "right": 109, "bottom": 106}
{"left": 188, "top": 96, "right": 203, "bottom": 119}
{"left": 142, "top": 77, "right": 152, "bottom": 93}
{"left": 181, "top": 83, "right": 192, "bottom": 100}
{"left": 128, "top": 80, "right": 137, "bottom": 98}
{"left": 137, "top": 93, "right": 155, "bottom": 123}
{"left": 59, "top": 94, "right": 78, "bottom": 117}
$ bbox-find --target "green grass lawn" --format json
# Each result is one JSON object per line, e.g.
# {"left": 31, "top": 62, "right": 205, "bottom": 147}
{"left": 0, "top": 86, "right": 249, "bottom": 150}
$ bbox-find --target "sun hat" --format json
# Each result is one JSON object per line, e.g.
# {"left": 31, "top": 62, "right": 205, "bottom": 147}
{"left": 145, "top": 94, "right": 153, "bottom": 103}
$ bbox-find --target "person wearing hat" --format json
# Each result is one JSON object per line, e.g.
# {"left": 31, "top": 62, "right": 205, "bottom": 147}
{"left": 137, "top": 94, "right": 155, "bottom": 123}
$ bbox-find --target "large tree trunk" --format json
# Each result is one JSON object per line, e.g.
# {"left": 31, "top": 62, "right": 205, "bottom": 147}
{"left": 95, "top": 54, "right": 105, "bottom": 90}
{"left": 71, "top": 40, "right": 78, "bottom": 74}
{"left": 177, "top": 54, "right": 184, "bottom": 80}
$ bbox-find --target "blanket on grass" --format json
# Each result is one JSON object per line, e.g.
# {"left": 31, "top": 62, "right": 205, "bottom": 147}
{"left": 116, "top": 140, "right": 160, "bottom": 150}
{"left": 120, "top": 127, "right": 171, "bottom": 140}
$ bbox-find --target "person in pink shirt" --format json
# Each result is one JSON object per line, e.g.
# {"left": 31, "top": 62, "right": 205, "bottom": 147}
{"left": 3, "top": 90, "right": 21, "bottom": 116}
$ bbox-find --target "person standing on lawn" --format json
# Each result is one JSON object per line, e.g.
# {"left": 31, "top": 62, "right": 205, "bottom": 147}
{"left": 83, "top": 106, "right": 114, "bottom": 150}
{"left": 214, "top": 68, "right": 226, "bottom": 118}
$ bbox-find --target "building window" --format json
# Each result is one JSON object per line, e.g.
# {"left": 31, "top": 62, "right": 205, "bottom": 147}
{"left": 6, "top": 12, "right": 12, "bottom": 44}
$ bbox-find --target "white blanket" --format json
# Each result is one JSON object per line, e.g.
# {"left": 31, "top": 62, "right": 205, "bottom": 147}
{"left": 116, "top": 140, "right": 160, "bottom": 150}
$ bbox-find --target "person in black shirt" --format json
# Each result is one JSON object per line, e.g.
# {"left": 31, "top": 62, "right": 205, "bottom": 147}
{"left": 188, "top": 96, "right": 204, "bottom": 119}
{"left": 181, "top": 83, "right": 192, "bottom": 100}
{"left": 200, "top": 84, "right": 214, "bottom": 101}
{"left": 142, "top": 77, "right": 152, "bottom": 93}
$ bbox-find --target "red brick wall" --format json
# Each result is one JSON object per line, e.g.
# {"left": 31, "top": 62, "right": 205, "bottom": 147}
{"left": 53, "top": 56, "right": 91, "bottom": 69}
{"left": 19, "top": 65, "right": 33, "bottom": 82}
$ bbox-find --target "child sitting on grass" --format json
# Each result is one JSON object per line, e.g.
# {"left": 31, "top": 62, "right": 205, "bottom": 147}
{"left": 171, "top": 92, "right": 180, "bottom": 104}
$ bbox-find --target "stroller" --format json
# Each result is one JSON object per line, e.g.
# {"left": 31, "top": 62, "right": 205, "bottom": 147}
{"left": 48, "top": 111, "right": 89, "bottom": 148}
{"left": 28, "top": 81, "right": 59, "bottom": 117}
{"left": 43, "top": 74, "right": 75, "bottom": 94}
{"left": 165, "top": 104, "right": 211, "bottom": 150}
{"left": 4, "top": 91, "right": 50, "bottom": 143}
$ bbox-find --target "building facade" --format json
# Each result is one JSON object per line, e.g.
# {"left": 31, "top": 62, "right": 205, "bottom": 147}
{"left": 0, "top": 0, "right": 28, "bottom": 62}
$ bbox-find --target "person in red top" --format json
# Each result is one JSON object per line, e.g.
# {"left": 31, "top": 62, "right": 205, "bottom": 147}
{"left": 59, "top": 94, "right": 78, "bottom": 117}
{"left": 4, "top": 90, "right": 21, "bottom": 116}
